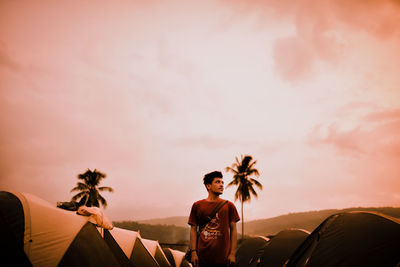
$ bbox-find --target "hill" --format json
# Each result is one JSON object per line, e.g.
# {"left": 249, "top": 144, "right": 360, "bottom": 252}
{"left": 113, "top": 220, "right": 189, "bottom": 246}
{"left": 114, "top": 207, "right": 400, "bottom": 246}
{"left": 137, "top": 216, "right": 188, "bottom": 228}
{"left": 245, "top": 207, "right": 400, "bottom": 236}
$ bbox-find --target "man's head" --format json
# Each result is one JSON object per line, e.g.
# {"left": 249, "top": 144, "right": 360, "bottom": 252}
{"left": 203, "top": 171, "right": 224, "bottom": 195}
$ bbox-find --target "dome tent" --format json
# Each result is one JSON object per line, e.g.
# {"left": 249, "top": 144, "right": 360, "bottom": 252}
{"left": 105, "top": 227, "right": 159, "bottom": 266}
{"left": 255, "top": 229, "right": 309, "bottom": 267}
{"left": 235, "top": 236, "right": 269, "bottom": 267}
{"left": 0, "top": 191, "right": 120, "bottom": 267}
{"left": 285, "top": 211, "right": 400, "bottom": 267}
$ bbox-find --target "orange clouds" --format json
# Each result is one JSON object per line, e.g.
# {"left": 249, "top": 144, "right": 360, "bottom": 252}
{"left": 223, "top": 0, "right": 400, "bottom": 82}
{"left": 310, "top": 107, "right": 400, "bottom": 158}
{"left": 1, "top": 0, "right": 399, "bottom": 221}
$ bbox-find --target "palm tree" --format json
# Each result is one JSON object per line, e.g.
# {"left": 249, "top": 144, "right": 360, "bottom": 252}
{"left": 70, "top": 168, "right": 114, "bottom": 208}
{"left": 226, "top": 155, "right": 262, "bottom": 241}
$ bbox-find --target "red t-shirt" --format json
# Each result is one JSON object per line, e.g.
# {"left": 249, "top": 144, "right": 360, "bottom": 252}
{"left": 188, "top": 199, "right": 240, "bottom": 265}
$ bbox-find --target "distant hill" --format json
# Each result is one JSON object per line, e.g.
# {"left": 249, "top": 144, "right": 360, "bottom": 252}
{"left": 245, "top": 207, "right": 400, "bottom": 236}
{"left": 138, "top": 216, "right": 189, "bottom": 228}
{"left": 113, "top": 220, "right": 189, "bottom": 246}
{"left": 114, "top": 207, "right": 400, "bottom": 246}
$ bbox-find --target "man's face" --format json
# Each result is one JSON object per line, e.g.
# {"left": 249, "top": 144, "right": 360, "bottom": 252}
{"left": 207, "top": 177, "right": 224, "bottom": 195}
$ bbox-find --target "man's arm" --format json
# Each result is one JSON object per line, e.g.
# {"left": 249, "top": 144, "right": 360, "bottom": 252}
{"left": 190, "top": 225, "right": 199, "bottom": 267}
{"left": 228, "top": 221, "right": 238, "bottom": 265}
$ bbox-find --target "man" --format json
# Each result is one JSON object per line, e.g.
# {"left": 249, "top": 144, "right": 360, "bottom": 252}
{"left": 188, "top": 171, "right": 240, "bottom": 267}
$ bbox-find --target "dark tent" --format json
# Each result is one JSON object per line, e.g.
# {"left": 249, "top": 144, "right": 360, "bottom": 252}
{"left": 256, "top": 229, "right": 309, "bottom": 267}
{"left": 0, "top": 191, "right": 32, "bottom": 267}
{"left": 285, "top": 211, "right": 400, "bottom": 267}
{"left": 235, "top": 236, "right": 270, "bottom": 267}
{"left": 0, "top": 191, "right": 120, "bottom": 267}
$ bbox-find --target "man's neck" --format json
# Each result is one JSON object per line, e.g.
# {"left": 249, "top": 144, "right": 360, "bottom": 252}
{"left": 207, "top": 192, "right": 221, "bottom": 201}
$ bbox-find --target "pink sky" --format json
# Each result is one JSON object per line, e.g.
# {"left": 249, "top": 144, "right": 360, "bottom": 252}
{"left": 1, "top": 0, "right": 400, "bottom": 222}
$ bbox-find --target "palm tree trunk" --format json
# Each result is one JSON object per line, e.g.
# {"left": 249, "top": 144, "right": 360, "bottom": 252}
{"left": 241, "top": 197, "right": 244, "bottom": 242}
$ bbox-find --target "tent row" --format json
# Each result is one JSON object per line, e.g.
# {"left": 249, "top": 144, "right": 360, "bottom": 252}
{"left": 0, "top": 191, "right": 191, "bottom": 267}
{"left": 236, "top": 212, "right": 400, "bottom": 267}
{"left": 236, "top": 229, "right": 309, "bottom": 267}
{"left": 103, "top": 226, "right": 190, "bottom": 267}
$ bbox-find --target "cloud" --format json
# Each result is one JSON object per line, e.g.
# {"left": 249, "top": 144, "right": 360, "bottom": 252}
{"left": 172, "top": 135, "right": 252, "bottom": 149}
{"left": 272, "top": 36, "right": 316, "bottom": 82}
{"left": 363, "top": 108, "right": 400, "bottom": 122}
{"left": 222, "top": 0, "right": 400, "bottom": 40}
{"left": 309, "top": 108, "right": 400, "bottom": 158}
{"left": 0, "top": 44, "right": 21, "bottom": 72}
{"left": 223, "top": 0, "right": 400, "bottom": 82}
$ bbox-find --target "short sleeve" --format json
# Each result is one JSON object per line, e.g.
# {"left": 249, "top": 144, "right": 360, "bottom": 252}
{"left": 228, "top": 201, "right": 240, "bottom": 223}
{"left": 188, "top": 202, "right": 198, "bottom": 226}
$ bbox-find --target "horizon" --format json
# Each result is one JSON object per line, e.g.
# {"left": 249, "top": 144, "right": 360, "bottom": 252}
{"left": 125, "top": 205, "right": 400, "bottom": 223}
{"left": 1, "top": 0, "right": 400, "bottom": 222}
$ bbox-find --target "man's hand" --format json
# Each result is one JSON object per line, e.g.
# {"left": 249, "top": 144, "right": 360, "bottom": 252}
{"left": 227, "top": 253, "right": 236, "bottom": 266}
{"left": 191, "top": 251, "right": 199, "bottom": 267}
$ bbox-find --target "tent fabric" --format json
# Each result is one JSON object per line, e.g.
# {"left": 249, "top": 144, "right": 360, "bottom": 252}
{"left": 0, "top": 191, "right": 122, "bottom": 267}
{"left": 257, "top": 229, "right": 309, "bottom": 267}
{"left": 58, "top": 222, "right": 121, "bottom": 267}
{"left": 162, "top": 248, "right": 191, "bottom": 267}
{"left": 108, "top": 227, "right": 140, "bottom": 258}
{"left": 0, "top": 191, "right": 25, "bottom": 248}
{"left": 0, "top": 191, "right": 32, "bottom": 267}
{"left": 12, "top": 191, "right": 89, "bottom": 266}
{"left": 236, "top": 236, "right": 270, "bottom": 267}
{"left": 285, "top": 212, "right": 400, "bottom": 267}
{"left": 130, "top": 236, "right": 160, "bottom": 267}
{"left": 106, "top": 227, "right": 160, "bottom": 267}
{"left": 141, "top": 238, "right": 172, "bottom": 267}
{"left": 163, "top": 248, "right": 177, "bottom": 267}
{"left": 103, "top": 229, "right": 135, "bottom": 267}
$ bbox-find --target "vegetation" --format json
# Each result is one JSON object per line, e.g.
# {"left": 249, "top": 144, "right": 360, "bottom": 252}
{"left": 114, "top": 207, "right": 400, "bottom": 248}
{"left": 226, "top": 155, "right": 262, "bottom": 240}
{"left": 70, "top": 168, "right": 113, "bottom": 208}
{"left": 114, "top": 220, "right": 190, "bottom": 249}
{"left": 138, "top": 216, "right": 189, "bottom": 228}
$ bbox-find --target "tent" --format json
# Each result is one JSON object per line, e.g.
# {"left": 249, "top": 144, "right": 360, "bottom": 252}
{"left": 285, "top": 212, "right": 400, "bottom": 267}
{"left": 0, "top": 191, "right": 120, "bottom": 267}
{"left": 141, "top": 238, "right": 172, "bottom": 267}
{"left": 255, "top": 229, "right": 309, "bottom": 267}
{"left": 162, "top": 248, "right": 191, "bottom": 267}
{"left": 103, "top": 228, "right": 135, "bottom": 267}
{"left": 235, "top": 236, "right": 270, "bottom": 267}
{"left": 105, "top": 227, "right": 159, "bottom": 267}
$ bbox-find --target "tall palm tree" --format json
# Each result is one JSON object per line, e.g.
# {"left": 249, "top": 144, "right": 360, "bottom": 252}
{"left": 71, "top": 168, "right": 114, "bottom": 208}
{"left": 226, "top": 155, "right": 262, "bottom": 241}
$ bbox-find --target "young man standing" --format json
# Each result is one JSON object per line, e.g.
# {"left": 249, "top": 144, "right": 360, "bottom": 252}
{"left": 188, "top": 171, "right": 240, "bottom": 267}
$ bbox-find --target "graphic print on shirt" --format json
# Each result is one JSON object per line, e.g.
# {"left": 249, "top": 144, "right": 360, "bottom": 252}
{"left": 203, "top": 212, "right": 222, "bottom": 240}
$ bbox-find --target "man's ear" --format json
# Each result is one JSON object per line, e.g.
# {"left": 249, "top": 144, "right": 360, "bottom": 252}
{"left": 205, "top": 184, "right": 211, "bottom": 191}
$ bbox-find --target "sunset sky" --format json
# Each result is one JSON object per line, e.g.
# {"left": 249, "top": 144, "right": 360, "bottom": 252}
{"left": 1, "top": 0, "right": 400, "bottom": 223}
